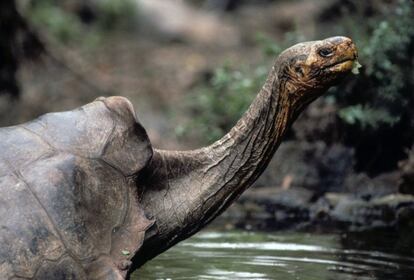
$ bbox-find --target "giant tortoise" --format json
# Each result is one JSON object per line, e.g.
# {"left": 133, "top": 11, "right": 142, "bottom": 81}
{"left": 0, "top": 36, "right": 357, "bottom": 279}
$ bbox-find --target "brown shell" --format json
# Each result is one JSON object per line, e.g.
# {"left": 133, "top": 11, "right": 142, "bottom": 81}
{"left": 0, "top": 96, "right": 153, "bottom": 279}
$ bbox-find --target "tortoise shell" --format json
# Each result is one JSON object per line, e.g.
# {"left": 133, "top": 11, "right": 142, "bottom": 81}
{"left": 0, "top": 96, "right": 153, "bottom": 279}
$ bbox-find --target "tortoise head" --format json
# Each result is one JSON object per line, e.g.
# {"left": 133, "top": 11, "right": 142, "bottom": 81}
{"left": 274, "top": 36, "right": 358, "bottom": 105}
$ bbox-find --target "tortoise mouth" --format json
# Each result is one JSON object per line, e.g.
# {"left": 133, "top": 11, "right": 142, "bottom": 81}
{"left": 325, "top": 59, "right": 355, "bottom": 72}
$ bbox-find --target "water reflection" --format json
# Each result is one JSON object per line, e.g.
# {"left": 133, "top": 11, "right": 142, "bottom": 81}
{"left": 136, "top": 230, "right": 414, "bottom": 279}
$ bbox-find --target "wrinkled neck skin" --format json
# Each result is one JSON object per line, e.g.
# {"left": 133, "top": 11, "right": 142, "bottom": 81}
{"left": 132, "top": 65, "right": 322, "bottom": 268}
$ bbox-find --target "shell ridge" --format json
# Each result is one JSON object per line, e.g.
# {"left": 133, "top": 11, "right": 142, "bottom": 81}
{"left": 20, "top": 125, "right": 57, "bottom": 152}
{"left": 98, "top": 116, "right": 117, "bottom": 158}
{"left": 10, "top": 168, "right": 70, "bottom": 254}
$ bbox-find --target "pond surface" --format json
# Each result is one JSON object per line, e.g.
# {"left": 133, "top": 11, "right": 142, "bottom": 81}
{"left": 136, "top": 230, "right": 414, "bottom": 279}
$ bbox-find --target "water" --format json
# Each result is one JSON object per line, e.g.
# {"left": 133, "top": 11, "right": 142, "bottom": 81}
{"left": 136, "top": 230, "right": 414, "bottom": 279}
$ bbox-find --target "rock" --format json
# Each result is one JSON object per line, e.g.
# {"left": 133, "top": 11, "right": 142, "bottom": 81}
{"left": 254, "top": 141, "right": 319, "bottom": 189}
{"left": 256, "top": 140, "right": 355, "bottom": 194}
{"left": 311, "top": 143, "right": 355, "bottom": 193}
{"left": 324, "top": 192, "right": 349, "bottom": 208}
{"left": 218, "top": 186, "right": 314, "bottom": 230}
{"left": 293, "top": 98, "right": 339, "bottom": 143}
{"left": 399, "top": 146, "right": 414, "bottom": 195}
{"left": 240, "top": 186, "right": 314, "bottom": 208}
{"left": 329, "top": 194, "right": 414, "bottom": 230}
{"left": 344, "top": 172, "right": 399, "bottom": 199}
{"left": 218, "top": 187, "right": 414, "bottom": 232}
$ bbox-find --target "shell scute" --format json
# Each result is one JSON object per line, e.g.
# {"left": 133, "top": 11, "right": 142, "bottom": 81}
{"left": 0, "top": 97, "right": 153, "bottom": 278}
{"left": 0, "top": 174, "right": 65, "bottom": 278}
{"left": 100, "top": 96, "right": 153, "bottom": 176}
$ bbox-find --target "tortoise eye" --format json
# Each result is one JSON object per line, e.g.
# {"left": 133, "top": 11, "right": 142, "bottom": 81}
{"left": 318, "top": 48, "right": 334, "bottom": 58}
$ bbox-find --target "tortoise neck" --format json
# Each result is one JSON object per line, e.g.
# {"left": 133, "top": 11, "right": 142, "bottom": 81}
{"left": 191, "top": 66, "right": 293, "bottom": 225}
{"left": 134, "top": 67, "right": 301, "bottom": 268}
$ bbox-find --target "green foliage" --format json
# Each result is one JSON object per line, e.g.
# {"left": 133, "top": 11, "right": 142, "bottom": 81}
{"left": 95, "top": 0, "right": 137, "bottom": 30}
{"left": 179, "top": 33, "right": 301, "bottom": 143}
{"left": 255, "top": 33, "right": 283, "bottom": 57}
{"left": 179, "top": 65, "right": 268, "bottom": 143}
{"left": 180, "top": 0, "right": 413, "bottom": 145}
{"left": 29, "top": 2, "right": 82, "bottom": 43}
{"left": 335, "top": 0, "right": 414, "bottom": 129}
{"left": 179, "top": 32, "right": 305, "bottom": 143}
{"left": 26, "top": 0, "right": 138, "bottom": 43}
{"left": 338, "top": 105, "right": 399, "bottom": 129}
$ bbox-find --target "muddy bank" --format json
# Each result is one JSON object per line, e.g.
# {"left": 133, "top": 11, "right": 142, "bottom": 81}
{"left": 215, "top": 139, "right": 412, "bottom": 232}
{"left": 218, "top": 186, "right": 414, "bottom": 232}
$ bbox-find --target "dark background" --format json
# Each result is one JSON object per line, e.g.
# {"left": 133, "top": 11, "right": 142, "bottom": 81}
{"left": 1, "top": 0, "right": 414, "bottom": 230}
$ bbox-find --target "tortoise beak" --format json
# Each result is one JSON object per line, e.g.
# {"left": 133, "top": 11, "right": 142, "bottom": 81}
{"left": 327, "top": 36, "right": 358, "bottom": 58}
{"left": 326, "top": 36, "right": 358, "bottom": 72}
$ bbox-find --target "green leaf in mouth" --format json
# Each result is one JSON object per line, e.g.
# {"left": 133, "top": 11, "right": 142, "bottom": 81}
{"left": 352, "top": 60, "right": 363, "bottom": 75}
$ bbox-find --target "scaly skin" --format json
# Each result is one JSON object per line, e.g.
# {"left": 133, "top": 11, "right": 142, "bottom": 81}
{"left": 131, "top": 36, "right": 358, "bottom": 272}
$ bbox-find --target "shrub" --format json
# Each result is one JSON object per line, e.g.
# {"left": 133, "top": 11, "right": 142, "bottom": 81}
{"left": 26, "top": 0, "right": 138, "bottom": 43}
{"left": 28, "top": 1, "right": 83, "bottom": 43}
{"left": 179, "top": 0, "right": 414, "bottom": 173}
{"left": 178, "top": 64, "right": 268, "bottom": 143}
{"left": 333, "top": 0, "right": 414, "bottom": 129}
{"left": 177, "top": 30, "right": 304, "bottom": 143}
{"left": 95, "top": 0, "right": 137, "bottom": 30}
